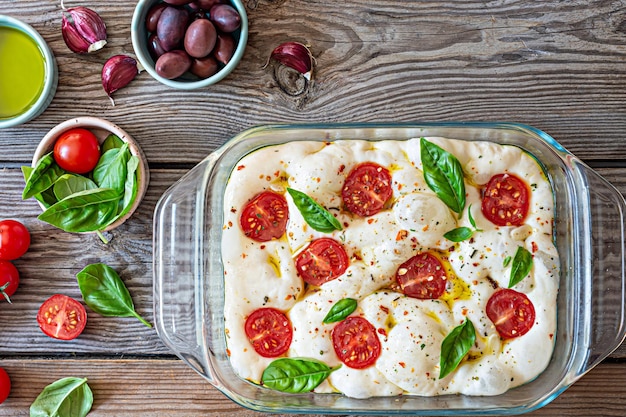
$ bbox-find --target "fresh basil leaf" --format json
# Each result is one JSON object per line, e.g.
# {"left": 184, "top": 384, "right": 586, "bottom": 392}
{"left": 420, "top": 138, "right": 466, "bottom": 214}
{"left": 22, "top": 166, "right": 57, "bottom": 208}
{"left": 261, "top": 358, "right": 338, "bottom": 393}
{"left": 76, "top": 263, "right": 152, "bottom": 327}
{"left": 117, "top": 155, "right": 139, "bottom": 217}
{"left": 443, "top": 227, "right": 473, "bottom": 242}
{"left": 101, "top": 133, "right": 124, "bottom": 153}
{"left": 22, "top": 153, "right": 66, "bottom": 200}
{"left": 30, "top": 377, "right": 93, "bottom": 417}
{"left": 53, "top": 174, "right": 98, "bottom": 201}
{"left": 323, "top": 298, "right": 357, "bottom": 324}
{"left": 93, "top": 143, "right": 130, "bottom": 195}
{"left": 439, "top": 318, "right": 475, "bottom": 379}
{"left": 287, "top": 188, "right": 342, "bottom": 233}
{"left": 509, "top": 246, "right": 533, "bottom": 288}
{"left": 38, "top": 188, "right": 121, "bottom": 233}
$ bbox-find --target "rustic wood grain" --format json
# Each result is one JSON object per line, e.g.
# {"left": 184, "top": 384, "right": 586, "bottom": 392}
{"left": 0, "top": 359, "right": 625, "bottom": 416}
{"left": 2, "top": 0, "right": 626, "bottom": 415}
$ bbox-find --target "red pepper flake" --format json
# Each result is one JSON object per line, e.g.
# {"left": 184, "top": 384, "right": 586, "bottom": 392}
{"left": 260, "top": 244, "right": 266, "bottom": 249}
{"left": 338, "top": 164, "right": 346, "bottom": 174}
{"left": 399, "top": 362, "right": 406, "bottom": 368}
{"left": 532, "top": 241, "right": 539, "bottom": 253}
{"left": 396, "top": 230, "right": 408, "bottom": 241}
{"left": 462, "top": 308, "right": 468, "bottom": 316}
{"left": 242, "top": 253, "right": 247, "bottom": 259}
{"left": 274, "top": 170, "right": 280, "bottom": 177}
{"left": 367, "top": 218, "right": 375, "bottom": 224}
{"left": 228, "top": 221, "right": 233, "bottom": 227}
{"left": 378, "top": 328, "right": 387, "bottom": 337}
{"left": 403, "top": 310, "right": 409, "bottom": 316}
{"left": 237, "top": 165, "right": 245, "bottom": 170}
{"left": 379, "top": 305, "right": 390, "bottom": 314}
{"left": 226, "top": 349, "right": 231, "bottom": 356}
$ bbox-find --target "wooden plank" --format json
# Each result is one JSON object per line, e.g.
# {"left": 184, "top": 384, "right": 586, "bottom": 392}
{"left": 0, "top": 358, "right": 624, "bottom": 416}
{"left": 0, "top": 0, "right": 625, "bottom": 163}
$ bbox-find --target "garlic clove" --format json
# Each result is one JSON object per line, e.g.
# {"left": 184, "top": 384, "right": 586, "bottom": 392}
{"left": 61, "top": 6, "right": 107, "bottom": 54}
{"left": 102, "top": 55, "right": 142, "bottom": 106}
{"left": 269, "top": 42, "right": 314, "bottom": 81}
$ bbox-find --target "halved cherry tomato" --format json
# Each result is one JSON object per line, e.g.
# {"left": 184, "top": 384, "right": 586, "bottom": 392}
{"left": 481, "top": 173, "right": 530, "bottom": 227}
{"left": 0, "top": 219, "right": 30, "bottom": 261}
{"left": 240, "top": 191, "right": 289, "bottom": 242}
{"left": 244, "top": 307, "right": 292, "bottom": 357}
{"left": 396, "top": 252, "right": 447, "bottom": 299}
{"left": 295, "top": 238, "right": 349, "bottom": 286}
{"left": 53, "top": 128, "right": 101, "bottom": 174}
{"left": 0, "top": 261, "right": 19, "bottom": 303}
{"left": 332, "top": 316, "right": 381, "bottom": 369}
{"left": 0, "top": 367, "right": 10, "bottom": 404}
{"left": 341, "top": 162, "right": 393, "bottom": 217}
{"left": 486, "top": 288, "right": 536, "bottom": 339}
{"left": 37, "top": 294, "right": 87, "bottom": 341}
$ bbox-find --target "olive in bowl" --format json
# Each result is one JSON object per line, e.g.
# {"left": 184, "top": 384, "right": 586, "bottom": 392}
{"left": 131, "top": 0, "right": 248, "bottom": 89}
{"left": 23, "top": 117, "right": 149, "bottom": 239}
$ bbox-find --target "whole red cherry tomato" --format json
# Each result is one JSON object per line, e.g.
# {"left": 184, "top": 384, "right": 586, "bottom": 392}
{"left": 0, "top": 367, "right": 10, "bottom": 404}
{"left": 53, "top": 128, "right": 101, "bottom": 174}
{"left": 0, "top": 219, "right": 30, "bottom": 261}
{"left": 0, "top": 261, "right": 19, "bottom": 303}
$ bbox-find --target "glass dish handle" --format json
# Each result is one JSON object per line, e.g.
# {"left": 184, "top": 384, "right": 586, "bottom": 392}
{"left": 574, "top": 161, "right": 626, "bottom": 376}
{"left": 153, "top": 155, "right": 219, "bottom": 384}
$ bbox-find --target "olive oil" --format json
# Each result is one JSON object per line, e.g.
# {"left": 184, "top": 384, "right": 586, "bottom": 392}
{"left": 0, "top": 26, "right": 46, "bottom": 119}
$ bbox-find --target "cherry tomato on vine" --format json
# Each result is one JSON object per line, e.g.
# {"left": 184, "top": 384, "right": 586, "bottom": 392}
{"left": 481, "top": 173, "right": 530, "bottom": 227}
{"left": 332, "top": 316, "right": 381, "bottom": 369}
{"left": 239, "top": 191, "right": 289, "bottom": 242}
{"left": 53, "top": 128, "right": 101, "bottom": 174}
{"left": 244, "top": 307, "right": 292, "bottom": 357}
{"left": 342, "top": 162, "right": 393, "bottom": 217}
{"left": 0, "top": 367, "right": 10, "bottom": 404}
{"left": 37, "top": 294, "right": 87, "bottom": 340}
{"left": 0, "top": 261, "right": 19, "bottom": 303}
{"left": 0, "top": 219, "right": 30, "bottom": 261}
{"left": 486, "top": 288, "right": 536, "bottom": 339}
{"left": 295, "top": 238, "right": 349, "bottom": 286}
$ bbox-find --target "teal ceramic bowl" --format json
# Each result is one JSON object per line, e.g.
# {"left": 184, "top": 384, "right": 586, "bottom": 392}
{"left": 0, "top": 15, "right": 57, "bottom": 128}
{"left": 131, "top": 0, "right": 248, "bottom": 90}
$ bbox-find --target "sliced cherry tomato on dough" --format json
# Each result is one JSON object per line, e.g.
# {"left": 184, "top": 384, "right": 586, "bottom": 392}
{"left": 244, "top": 307, "right": 292, "bottom": 358}
{"left": 332, "top": 316, "right": 381, "bottom": 369}
{"left": 53, "top": 128, "right": 101, "bottom": 174}
{"left": 240, "top": 191, "right": 289, "bottom": 242}
{"left": 37, "top": 294, "right": 87, "bottom": 341}
{"left": 481, "top": 173, "right": 530, "bottom": 227}
{"left": 341, "top": 162, "right": 393, "bottom": 217}
{"left": 295, "top": 238, "right": 349, "bottom": 286}
{"left": 0, "top": 367, "right": 10, "bottom": 404}
{"left": 486, "top": 288, "right": 536, "bottom": 339}
{"left": 396, "top": 252, "right": 447, "bottom": 299}
{"left": 0, "top": 219, "right": 30, "bottom": 261}
{"left": 0, "top": 260, "right": 19, "bottom": 303}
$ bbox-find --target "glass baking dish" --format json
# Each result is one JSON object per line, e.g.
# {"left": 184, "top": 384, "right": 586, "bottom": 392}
{"left": 153, "top": 122, "right": 626, "bottom": 415}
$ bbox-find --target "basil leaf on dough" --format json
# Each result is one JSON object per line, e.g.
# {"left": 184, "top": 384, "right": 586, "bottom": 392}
{"left": 420, "top": 138, "right": 466, "bottom": 214}
{"left": 322, "top": 298, "right": 358, "bottom": 324}
{"left": 509, "top": 246, "right": 533, "bottom": 288}
{"left": 443, "top": 226, "right": 474, "bottom": 242}
{"left": 439, "top": 318, "right": 475, "bottom": 379}
{"left": 287, "top": 187, "right": 342, "bottom": 233}
{"left": 262, "top": 358, "right": 339, "bottom": 393}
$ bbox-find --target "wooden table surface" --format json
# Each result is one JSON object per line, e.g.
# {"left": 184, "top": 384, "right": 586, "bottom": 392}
{"left": 2, "top": 0, "right": 626, "bottom": 415}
